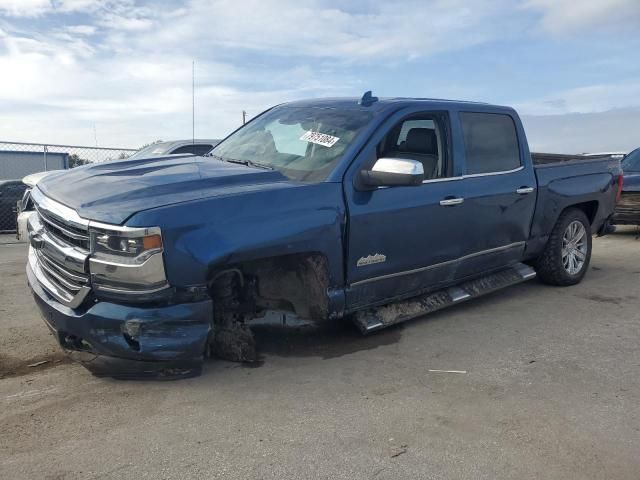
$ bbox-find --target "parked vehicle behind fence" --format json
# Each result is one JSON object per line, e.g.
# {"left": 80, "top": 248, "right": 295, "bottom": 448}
{"left": 0, "top": 150, "right": 68, "bottom": 181}
{"left": 15, "top": 171, "right": 56, "bottom": 241}
{"left": 0, "top": 180, "right": 28, "bottom": 232}
{"left": 128, "top": 139, "right": 220, "bottom": 160}
{"left": 25, "top": 93, "right": 622, "bottom": 378}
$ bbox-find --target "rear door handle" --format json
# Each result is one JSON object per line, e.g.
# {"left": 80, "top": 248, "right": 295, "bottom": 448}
{"left": 516, "top": 186, "right": 535, "bottom": 194}
{"left": 440, "top": 197, "right": 464, "bottom": 206}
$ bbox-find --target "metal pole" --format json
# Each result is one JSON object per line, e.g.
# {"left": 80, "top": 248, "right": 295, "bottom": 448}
{"left": 242, "top": 110, "right": 247, "bottom": 125}
{"left": 192, "top": 60, "right": 195, "bottom": 144}
{"left": 43, "top": 145, "right": 48, "bottom": 171}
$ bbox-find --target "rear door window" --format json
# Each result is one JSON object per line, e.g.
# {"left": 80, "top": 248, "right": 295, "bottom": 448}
{"left": 460, "top": 112, "right": 521, "bottom": 174}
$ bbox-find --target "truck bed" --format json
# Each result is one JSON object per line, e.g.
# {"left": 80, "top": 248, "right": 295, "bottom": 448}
{"left": 526, "top": 154, "right": 621, "bottom": 258}
{"left": 532, "top": 152, "right": 617, "bottom": 166}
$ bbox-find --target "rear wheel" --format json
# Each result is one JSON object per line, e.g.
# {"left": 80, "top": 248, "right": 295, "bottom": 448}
{"left": 536, "top": 208, "right": 592, "bottom": 286}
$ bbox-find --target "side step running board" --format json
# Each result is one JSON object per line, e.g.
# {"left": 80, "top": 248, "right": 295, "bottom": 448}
{"left": 352, "top": 262, "right": 536, "bottom": 334}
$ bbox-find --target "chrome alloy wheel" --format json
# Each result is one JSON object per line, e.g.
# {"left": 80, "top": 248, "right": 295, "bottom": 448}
{"left": 562, "top": 220, "right": 588, "bottom": 275}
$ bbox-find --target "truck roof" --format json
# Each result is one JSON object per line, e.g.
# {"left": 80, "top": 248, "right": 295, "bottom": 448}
{"left": 282, "top": 95, "right": 508, "bottom": 113}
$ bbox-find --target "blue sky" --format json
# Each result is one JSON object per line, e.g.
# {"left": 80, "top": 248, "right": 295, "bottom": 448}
{"left": 0, "top": 0, "right": 639, "bottom": 152}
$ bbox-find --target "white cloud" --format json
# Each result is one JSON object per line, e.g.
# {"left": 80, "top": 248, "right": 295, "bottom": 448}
{"left": 515, "top": 82, "right": 640, "bottom": 115}
{"left": 98, "top": 15, "right": 153, "bottom": 31}
{"left": 0, "top": 0, "right": 638, "bottom": 150}
{"left": 65, "top": 25, "right": 97, "bottom": 35}
{"left": 525, "top": 0, "right": 640, "bottom": 33}
{"left": 136, "top": 0, "right": 511, "bottom": 61}
{"left": 0, "top": 21, "right": 348, "bottom": 146}
{"left": 1, "top": 0, "right": 516, "bottom": 146}
{"left": 0, "top": 0, "right": 51, "bottom": 16}
{"left": 0, "top": 0, "right": 129, "bottom": 17}
{"left": 55, "top": 0, "right": 102, "bottom": 10}
{"left": 522, "top": 108, "right": 640, "bottom": 154}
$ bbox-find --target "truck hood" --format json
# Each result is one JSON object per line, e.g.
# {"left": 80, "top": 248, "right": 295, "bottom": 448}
{"left": 37, "top": 155, "right": 292, "bottom": 224}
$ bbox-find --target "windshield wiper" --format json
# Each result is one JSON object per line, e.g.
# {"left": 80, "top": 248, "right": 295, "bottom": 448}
{"left": 210, "top": 154, "right": 273, "bottom": 171}
{"left": 225, "top": 157, "right": 274, "bottom": 170}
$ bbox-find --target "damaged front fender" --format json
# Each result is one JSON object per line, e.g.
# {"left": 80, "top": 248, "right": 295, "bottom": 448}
{"left": 28, "top": 262, "right": 213, "bottom": 379}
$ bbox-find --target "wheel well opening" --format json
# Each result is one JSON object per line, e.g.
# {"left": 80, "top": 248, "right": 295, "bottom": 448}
{"left": 568, "top": 201, "right": 598, "bottom": 225}
{"left": 208, "top": 252, "right": 331, "bottom": 321}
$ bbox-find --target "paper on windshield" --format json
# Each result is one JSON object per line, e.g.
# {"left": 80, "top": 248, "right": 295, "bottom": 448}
{"left": 300, "top": 130, "right": 340, "bottom": 148}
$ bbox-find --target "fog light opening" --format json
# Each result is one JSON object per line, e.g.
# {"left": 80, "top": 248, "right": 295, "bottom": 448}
{"left": 122, "top": 320, "right": 142, "bottom": 351}
{"left": 61, "top": 334, "right": 93, "bottom": 352}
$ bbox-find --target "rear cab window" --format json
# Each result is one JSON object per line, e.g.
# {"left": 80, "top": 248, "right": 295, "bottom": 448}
{"left": 459, "top": 112, "right": 521, "bottom": 175}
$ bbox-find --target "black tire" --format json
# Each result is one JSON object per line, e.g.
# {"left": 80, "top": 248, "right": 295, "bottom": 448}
{"left": 535, "top": 208, "right": 592, "bottom": 286}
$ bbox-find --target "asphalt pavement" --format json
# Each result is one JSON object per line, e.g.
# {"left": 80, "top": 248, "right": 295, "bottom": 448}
{"left": 1, "top": 228, "right": 639, "bottom": 479}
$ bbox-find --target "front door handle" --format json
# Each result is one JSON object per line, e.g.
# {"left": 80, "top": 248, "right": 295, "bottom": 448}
{"left": 516, "top": 186, "right": 535, "bottom": 194}
{"left": 440, "top": 197, "right": 464, "bottom": 206}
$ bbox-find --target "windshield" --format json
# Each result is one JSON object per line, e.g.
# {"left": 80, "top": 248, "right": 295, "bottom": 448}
{"left": 622, "top": 148, "right": 640, "bottom": 171}
{"left": 211, "top": 106, "right": 375, "bottom": 182}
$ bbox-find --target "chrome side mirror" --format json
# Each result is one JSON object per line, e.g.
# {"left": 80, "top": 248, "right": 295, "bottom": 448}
{"left": 359, "top": 158, "right": 424, "bottom": 188}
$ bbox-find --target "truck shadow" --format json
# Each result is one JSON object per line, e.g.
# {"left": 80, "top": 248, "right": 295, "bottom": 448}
{"left": 245, "top": 318, "right": 404, "bottom": 363}
{"left": 241, "top": 282, "right": 534, "bottom": 366}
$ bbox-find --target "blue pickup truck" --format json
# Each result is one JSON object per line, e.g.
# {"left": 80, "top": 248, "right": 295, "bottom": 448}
{"left": 26, "top": 93, "right": 622, "bottom": 378}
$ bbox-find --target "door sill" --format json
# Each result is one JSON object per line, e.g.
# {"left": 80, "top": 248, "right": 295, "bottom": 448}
{"left": 352, "top": 262, "right": 536, "bottom": 334}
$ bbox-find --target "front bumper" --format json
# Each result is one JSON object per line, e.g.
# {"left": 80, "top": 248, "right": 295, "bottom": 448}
{"left": 27, "top": 261, "right": 213, "bottom": 379}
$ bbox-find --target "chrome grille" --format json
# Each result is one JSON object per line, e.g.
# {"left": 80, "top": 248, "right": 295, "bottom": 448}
{"left": 35, "top": 204, "right": 90, "bottom": 250}
{"left": 28, "top": 188, "right": 91, "bottom": 308}
{"left": 35, "top": 249, "right": 90, "bottom": 300}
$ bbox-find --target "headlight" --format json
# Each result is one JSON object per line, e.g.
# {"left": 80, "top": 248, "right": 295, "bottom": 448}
{"left": 89, "top": 225, "right": 169, "bottom": 299}
{"left": 93, "top": 231, "right": 162, "bottom": 262}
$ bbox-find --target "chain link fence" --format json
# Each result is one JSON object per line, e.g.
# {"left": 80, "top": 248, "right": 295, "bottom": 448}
{"left": 0, "top": 140, "right": 138, "bottom": 176}
{"left": 0, "top": 140, "right": 138, "bottom": 233}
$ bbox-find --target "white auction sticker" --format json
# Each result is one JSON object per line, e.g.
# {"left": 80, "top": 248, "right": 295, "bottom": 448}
{"left": 300, "top": 130, "right": 340, "bottom": 148}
